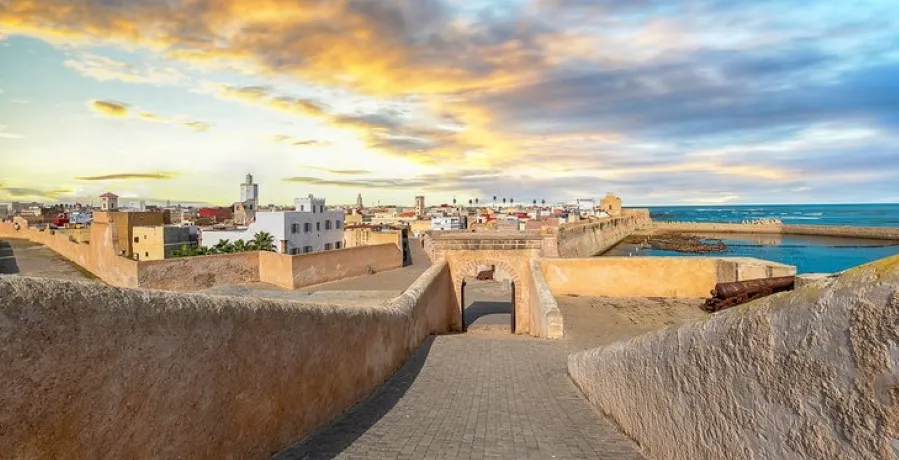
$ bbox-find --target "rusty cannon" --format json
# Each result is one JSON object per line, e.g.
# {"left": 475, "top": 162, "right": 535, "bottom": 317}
{"left": 704, "top": 276, "right": 795, "bottom": 312}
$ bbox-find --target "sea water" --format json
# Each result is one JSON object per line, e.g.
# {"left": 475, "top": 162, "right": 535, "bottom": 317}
{"left": 603, "top": 204, "right": 899, "bottom": 273}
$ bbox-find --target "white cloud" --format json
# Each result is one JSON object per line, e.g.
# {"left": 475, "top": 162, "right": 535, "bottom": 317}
{"left": 0, "top": 124, "right": 23, "bottom": 139}
{"left": 64, "top": 53, "right": 185, "bottom": 86}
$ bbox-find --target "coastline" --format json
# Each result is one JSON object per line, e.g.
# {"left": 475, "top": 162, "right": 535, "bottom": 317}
{"left": 649, "top": 222, "right": 899, "bottom": 241}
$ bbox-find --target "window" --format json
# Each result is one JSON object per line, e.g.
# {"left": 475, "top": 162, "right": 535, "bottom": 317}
{"left": 325, "top": 220, "right": 331, "bottom": 230}
{"left": 335, "top": 241, "right": 342, "bottom": 249}
{"left": 291, "top": 223, "right": 300, "bottom": 234}
{"left": 133, "top": 237, "right": 139, "bottom": 243}
{"left": 319, "top": 205, "right": 324, "bottom": 213}
{"left": 336, "top": 220, "right": 342, "bottom": 229}
{"left": 316, "top": 222, "right": 321, "bottom": 231}
{"left": 290, "top": 247, "right": 300, "bottom": 255}
{"left": 324, "top": 243, "right": 332, "bottom": 250}
{"left": 304, "top": 222, "right": 312, "bottom": 232}
{"left": 303, "top": 245, "right": 313, "bottom": 253}
{"left": 145, "top": 252, "right": 149, "bottom": 258}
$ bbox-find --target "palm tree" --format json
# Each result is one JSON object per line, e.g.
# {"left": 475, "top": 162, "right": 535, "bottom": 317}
{"left": 475, "top": 198, "right": 479, "bottom": 205}
{"left": 510, "top": 198, "right": 515, "bottom": 206}
{"left": 452, "top": 197, "right": 457, "bottom": 206}
{"left": 502, "top": 198, "right": 506, "bottom": 206}
{"left": 541, "top": 199, "right": 545, "bottom": 206}
{"left": 468, "top": 199, "right": 472, "bottom": 207}
{"left": 493, "top": 195, "right": 497, "bottom": 207}
{"left": 232, "top": 239, "right": 249, "bottom": 252}
{"left": 251, "top": 231, "right": 276, "bottom": 252}
{"left": 213, "top": 239, "right": 234, "bottom": 254}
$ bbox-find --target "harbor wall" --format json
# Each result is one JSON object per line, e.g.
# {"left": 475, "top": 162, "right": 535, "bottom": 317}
{"left": 652, "top": 222, "right": 899, "bottom": 240}
{"left": 555, "top": 209, "right": 651, "bottom": 258}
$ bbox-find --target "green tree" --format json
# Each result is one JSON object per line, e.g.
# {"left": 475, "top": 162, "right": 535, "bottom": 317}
{"left": 251, "top": 231, "right": 276, "bottom": 252}
{"left": 213, "top": 239, "right": 234, "bottom": 254}
{"left": 232, "top": 239, "right": 249, "bottom": 252}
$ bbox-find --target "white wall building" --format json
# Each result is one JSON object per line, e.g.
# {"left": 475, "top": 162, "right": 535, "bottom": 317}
{"left": 201, "top": 195, "right": 345, "bottom": 254}
{"left": 431, "top": 216, "right": 465, "bottom": 231}
{"left": 576, "top": 198, "right": 596, "bottom": 216}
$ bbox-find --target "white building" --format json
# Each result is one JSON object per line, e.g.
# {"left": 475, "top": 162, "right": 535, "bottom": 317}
{"left": 68, "top": 212, "right": 92, "bottom": 225}
{"left": 201, "top": 195, "right": 345, "bottom": 254}
{"left": 431, "top": 216, "right": 465, "bottom": 231}
{"left": 124, "top": 200, "right": 146, "bottom": 211}
{"left": 414, "top": 195, "right": 426, "bottom": 217}
{"left": 99, "top": 192, "right": 118, "bottom": 211}
{"left": 240, "top": 173, "right": 259, "bottom": 204}
{"left": 576, "top": 198, "right": 596, "bottom": 216}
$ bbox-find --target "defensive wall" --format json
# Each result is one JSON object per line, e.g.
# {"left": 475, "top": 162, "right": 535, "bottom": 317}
{"left": 652, "top": 221, "right": 899, "bottom": 240}
{"left": 541, "top": 257, "right": 796, "bottom": 298}
{"left": 554, "top": 209, "right": 651, "bottom": 258}
{"left": 0, "top": 262, "right": 455, "bottom": 459}
{"left": 568, "top": 254, "right": 899, "bottom": 459}
{"left": 0, "top": 219, "right": 403, "bottom": 291}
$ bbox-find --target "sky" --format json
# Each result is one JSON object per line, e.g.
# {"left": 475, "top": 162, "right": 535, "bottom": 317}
{"left": 1, "top": 0, "right": 898, "bottom": 207}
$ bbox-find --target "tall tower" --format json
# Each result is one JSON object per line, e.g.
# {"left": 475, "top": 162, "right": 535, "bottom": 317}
{"left": 240, "top": 173, "right": 259, "bottom": 206}
{"left": 414, "top": 195, "right": 426, "bottom": 217}
{"left": 356, "top": 193, "right": 363, "bottom": 210}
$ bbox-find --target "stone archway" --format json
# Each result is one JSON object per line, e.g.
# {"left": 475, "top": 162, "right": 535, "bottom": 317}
{"left": 454, "top": 259, "right": 524, "bottom": 333}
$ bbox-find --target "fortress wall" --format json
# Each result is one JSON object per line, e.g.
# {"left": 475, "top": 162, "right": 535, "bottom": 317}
{"left": 0, "top": 220, "right": 139, "bottom": 287}
{"left": 287, "top": 242, "right": 403, "bottom": 289}
{"left": 528, "top": 259, "right": 563, "bottom": 339}
{"left": 555, "top": 211, "right": 651, "bottom": 258}
{"left": 138, "top": 251, "right": 261, "bottom": 290}
{"left": 541, "top": 257, "right": 795, "bottom": 298}
{"left": 0, "top": 263, "right": 455, "bottom": 460}
{"left": 568, "top": 255, "right": 899, "bottom": 460}
{"left": 652, "top": 221, "right": 899, "bottom": 240}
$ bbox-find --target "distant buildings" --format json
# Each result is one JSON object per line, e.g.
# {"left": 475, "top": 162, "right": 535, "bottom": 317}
{"left": 414, "top": 195, "right": 426, "bottom": 217}
{"left": 132, "top": 225, "right": 198, "bottom": 261}
{"left": 356, "top": 193, "right": 363, "bottom": 210}
{"left": 431, "top": 216, "right": 465, "bottom": 231}
{"left": 240, "top": 173, "right": 259, "bottom": 205}
{"left": 100, "top": 192, "right": 118, "bottom": 211}
{"left": 575, "top": 198, "right": 595, "bottom": 217}
{"left": 201, "top": 194, "right": 345, "bottom": 254}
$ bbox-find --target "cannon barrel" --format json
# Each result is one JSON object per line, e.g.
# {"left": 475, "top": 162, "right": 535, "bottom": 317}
{"left": 704, "top": 276, "right": 795, "bottom": 312}
{"left": 713, "top": 276, "right": 795, "bottom": 298}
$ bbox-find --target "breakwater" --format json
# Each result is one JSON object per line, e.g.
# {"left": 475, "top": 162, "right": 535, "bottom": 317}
{"left": 651, "top": 221, "right": 899, "bottom": 240}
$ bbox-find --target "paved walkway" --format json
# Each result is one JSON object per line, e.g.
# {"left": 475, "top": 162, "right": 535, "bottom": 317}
{"left": 270, "top": 290, "right": 696, "bottom": 459}
{"left": 0, "top": 239, "right": 95, "bottom": 281}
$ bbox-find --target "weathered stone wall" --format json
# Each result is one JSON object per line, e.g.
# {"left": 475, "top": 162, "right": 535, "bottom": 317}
{"left": 138, "top": 251, "right": 261, "bottom": 290}
{"left": 287, "top": 243, "right": 403, "bottom": 289}
{"left": 652, "top": 221, "right": 899, "bottom": 240}
{"left": 0, "top": 263, "right": 455, "bottom": 459}
{"left": 541, "top": 257, "right": 795, "bottom": 298}
{"left": 528, "top": 259, "right": 563, "bottom": 339}
{"left": 568, "top": 254, "right": 899, "bottom": 460}
{"left": 0, "top": 220, "right": 139, "bottom": 287}
{"left": 555, "top": 211, "right": 651, "bottom": 258}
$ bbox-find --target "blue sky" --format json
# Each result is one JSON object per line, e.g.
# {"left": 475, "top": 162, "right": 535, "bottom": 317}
{"left": 1, "top": 0, "right": 898, "bottom": 206}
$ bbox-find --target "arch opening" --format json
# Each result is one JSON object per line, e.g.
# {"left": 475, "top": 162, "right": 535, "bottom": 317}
{"left": 456, "top": 261, "right": 521, "bottom": 334}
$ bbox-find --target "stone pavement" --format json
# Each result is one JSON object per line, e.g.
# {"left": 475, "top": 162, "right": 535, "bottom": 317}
{"left": 272, "top": 290, "right": 672, "bottom": 460}
{"left": 0, "top": 239, "right": 95, "bottom": 281}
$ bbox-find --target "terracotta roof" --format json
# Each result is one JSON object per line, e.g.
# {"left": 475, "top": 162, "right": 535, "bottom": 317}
{"left": 99, "top": 192, "right": 118, "bottom": 198}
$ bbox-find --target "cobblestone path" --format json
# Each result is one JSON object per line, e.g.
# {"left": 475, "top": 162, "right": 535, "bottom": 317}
{"left": 274, "top": 333, "right": 644, "bottom": 460}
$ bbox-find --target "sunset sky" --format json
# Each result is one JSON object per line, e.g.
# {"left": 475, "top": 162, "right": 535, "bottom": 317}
{"left": 1, "top": 0, "right": 898, "bottom": 206}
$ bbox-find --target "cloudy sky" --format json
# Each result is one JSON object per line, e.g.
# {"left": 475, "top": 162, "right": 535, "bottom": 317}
{"left": 1, "top": 0, "right": 898, "bottom": 206}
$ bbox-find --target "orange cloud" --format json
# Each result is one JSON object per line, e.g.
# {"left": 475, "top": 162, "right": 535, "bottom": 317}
{"left": 88, "top": 100, "right": 129, "bottom": 117}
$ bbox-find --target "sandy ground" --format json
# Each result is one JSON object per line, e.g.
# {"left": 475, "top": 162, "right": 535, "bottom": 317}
{"left": 0, "top": 239, "right": 97, "bottom": 282}
{"left": 556, "top": 295, "right": 709, "bottom": 350}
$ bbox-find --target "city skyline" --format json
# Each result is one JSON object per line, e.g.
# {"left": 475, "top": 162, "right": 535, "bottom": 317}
{"left": 2, "top": 0, "right": 899, "bottom": 206}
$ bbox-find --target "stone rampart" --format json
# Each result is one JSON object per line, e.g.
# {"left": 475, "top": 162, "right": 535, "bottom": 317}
{"left": 528, "top": 259, "right": 563, "bottom": 339}
{"left": 556, "top": 210, "right": 651, "bottom": 258}
{"left": 0, "top": 262, "right": 455, "bottom": 459}
{"left": 652, "top": 221, "right": 899, "bottom": 240}
{"left": 541, "top": 257, "right": 795, "bottom": 298}
{"left": 1, "top": 219, "right": 403, "bottom": 291}
{"left": 568, "top": 254, "right": 899, "bottom": 459}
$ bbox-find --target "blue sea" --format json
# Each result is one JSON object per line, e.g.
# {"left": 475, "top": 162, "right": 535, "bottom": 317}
{"left": 647, "top": 203, "right": 899, "bottom": 227}
{"left": 605, "top": 203, "right": 899, "bottom": 274}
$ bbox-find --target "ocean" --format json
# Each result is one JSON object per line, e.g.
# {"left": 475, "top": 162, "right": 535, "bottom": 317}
{"left": 646, "top": 203, "right": 899, "bottom": 227}
{"left": 603, "top": 203, "right": 899, "bottom": 274}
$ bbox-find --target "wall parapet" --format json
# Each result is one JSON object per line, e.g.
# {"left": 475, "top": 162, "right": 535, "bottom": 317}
{"left": 556, "top": 212, "right": 651, "bottom": 258}
{"left": 0, "top": 266, "right": 454, "bottom": 459}
{"left": 529, "top": 259, "right": 563, "bottom": 339}
{"left": 567, "top": 254, "right": 899, "bottom": 459}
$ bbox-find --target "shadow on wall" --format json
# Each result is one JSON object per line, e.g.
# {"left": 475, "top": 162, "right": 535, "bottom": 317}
{"left": 0, "top": 240, "right": 21, "bottom": 275}
{"left": 272, "top": 336, "right": 436, "bottom": 458}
